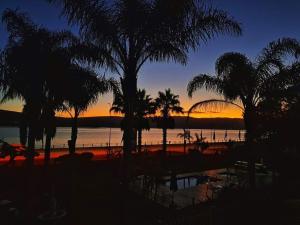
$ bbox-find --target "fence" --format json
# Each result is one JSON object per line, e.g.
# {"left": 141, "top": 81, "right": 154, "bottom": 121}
{"left": 41, "top": 138, "right": 245, "bottom": 150}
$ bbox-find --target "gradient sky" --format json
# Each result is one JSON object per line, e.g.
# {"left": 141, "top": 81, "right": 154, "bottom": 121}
{"left": 1, "top": 0, "right": 300, "bottom": 118}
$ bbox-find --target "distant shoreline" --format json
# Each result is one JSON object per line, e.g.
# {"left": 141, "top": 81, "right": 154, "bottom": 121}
{"left": 0, "top": 109, "right": 245, "bottom": 130}
{"left": 0, "top": 125, "right": 244, "bottom": 130}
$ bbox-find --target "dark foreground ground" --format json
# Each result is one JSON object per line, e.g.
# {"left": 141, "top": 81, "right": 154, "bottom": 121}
{"left": 1, "top": 147, "right": 300, "bottom": 225}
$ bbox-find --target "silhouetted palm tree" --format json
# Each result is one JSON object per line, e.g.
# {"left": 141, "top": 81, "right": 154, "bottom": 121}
{"left": 135, "top": 90, "right": 157, "bottom": 152}
{"left": 0, "top": 9, "right": 116, "bottom": 161}
{"left": 48, "top": 0, "right": 242, "bottom": 159}
{"left": 193, "top": 133, "right": 208, "bottom": 152}
{"left": 155, "top": 89, "right": 183, "bottom": 153}
{"left": 110, "top": 89, "right": 157, "bottom": 152}
{"left": 177, "top": 129, "right": 193, "bottom": 153}
{"left": 63, "top": 68, "right": 117, "bottom": 154}
{"left": 187, "top": 38, "right": 300, "bottom": 188}
{"left": 177, "top": 129, "right": 193, "bottom": 143}
{"left": 0, "top": 9, "right": 76, "bottom": 161}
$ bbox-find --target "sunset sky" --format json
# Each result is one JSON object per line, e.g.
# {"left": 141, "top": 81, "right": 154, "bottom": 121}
{"left": 1, "top": 0, "right": 300, "bottom": 118}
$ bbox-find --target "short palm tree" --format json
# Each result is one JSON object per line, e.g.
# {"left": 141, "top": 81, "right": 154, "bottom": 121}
{"left": 177, "top": 129, "right": 193, "bottom": 144}
{"left": 193, "top": 133, "right": 208, "bottom": 152}
{"left": 187, "top": 38, "right": 300, "bottom": 188}
{"left": 48, "top": 0, "right": 242, "bottom": 159}
{"left": 177, "top": 129, "right": 193, "bottom": 153}
{"left": 155, "top": 89, "right": 183, "bottom": 153}
{"left": 134, "top": 89, "right": 157, "bottom": 152}
{"left": 110, "top": 89, "right": 157, "bottom": 153}
{"left": 63, "top": 67, "right": 117, "bottom": 154}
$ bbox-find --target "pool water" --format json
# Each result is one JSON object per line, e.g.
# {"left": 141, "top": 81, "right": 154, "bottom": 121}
{"left": 130, "top": 168, "right": 272, "bottom": 209}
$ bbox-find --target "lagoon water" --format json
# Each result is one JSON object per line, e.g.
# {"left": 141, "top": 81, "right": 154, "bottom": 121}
{"left": 0, "top": 127, "right": 245, "bottom": 148}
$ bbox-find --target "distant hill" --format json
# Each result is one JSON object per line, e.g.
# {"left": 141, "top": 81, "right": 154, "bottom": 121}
{"left": 56, "top": 116, "right": 123, "bottom": 128}
{"left": 0, "top": 110, "right": 21, "bottom": 126}
{"left": 0, "top": 109, "right": 244, "bottom": 129}
{"left": 169, "top": 117, "right": 244, "bottom": 130}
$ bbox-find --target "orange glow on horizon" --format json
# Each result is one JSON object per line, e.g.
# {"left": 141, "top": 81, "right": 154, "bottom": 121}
{"left": 56, "top": 104, "right": 243, "bottom": 118}
{"left": 0, "top": 98, "right": 243, "bottom": 119}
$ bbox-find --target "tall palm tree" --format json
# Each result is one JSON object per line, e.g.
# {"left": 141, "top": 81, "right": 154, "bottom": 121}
{"left": 155, "top": 89, "right": 183, "bottom": 153}
{"left": 110, "top": 88, "right": 157, "bottom": 152}
{"left": 0, "top": 9, "right": 76, "bottom": 161}
{"left": 39, "top": 79, "right": 68, "bottom": 162}
{"left": 0, "top": 9, "right": 115, "bottom": 161}
{"left": 47, "top": 0, "right": 242, "bottom": 159}
{"left": 187, "top": 38, "right": 300, "bottom": 188}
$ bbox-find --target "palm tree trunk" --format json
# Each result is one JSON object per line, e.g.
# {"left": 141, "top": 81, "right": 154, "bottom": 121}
{"left": 44, "top": 134, "right": 51, "bottom": 163}
{"left": 163, "top": 128, "right": 167, "bottom": 153}
{"left": 138, "top": 129, "right": 142, "bottom": 153}
{"left": 19, "top": 122, "right": 27, "bottom": 146}
{"left": 69, "top": 114, "right": 78, "bottom": 154}
{"left": 27, "top": 126, "right": 35, "bottom": 158}
{"left": 20, "top": 104, "right": 28, "bottom": 146}
{"left": 122, "top": 72, "right": 137, "bottom": 159}
{"left": 26, "top": 102, "right": 42, "bottom": 164}
{"left": 27, "top": 111, "right": 39, "bottom": 163}
{"left": 244, "top": 107, "right": 256, "bottom": 189}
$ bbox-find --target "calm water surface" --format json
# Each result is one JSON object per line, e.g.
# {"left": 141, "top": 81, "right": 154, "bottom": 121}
{"left": 132, "top": 168, "right": 272, "bottom": 209}
{"left": 0, "top": 127, "right": 245, "bottom": 148}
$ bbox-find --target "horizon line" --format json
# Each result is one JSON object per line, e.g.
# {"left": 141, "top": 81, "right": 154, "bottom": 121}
{"left": 0, "top": 109, "right": 243, "bottom": 120}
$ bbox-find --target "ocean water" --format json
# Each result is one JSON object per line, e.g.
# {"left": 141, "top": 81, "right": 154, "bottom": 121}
{"left": 0, "top": 127, "right": 245, "bottom": 148}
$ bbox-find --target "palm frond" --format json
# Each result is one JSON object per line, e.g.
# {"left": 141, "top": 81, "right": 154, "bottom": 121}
{"left": 192, "top": 7, "right": 242, "bottom": 45}
{"left": 187, "top": 74, "right": 221, "bottom": 97}
{"left": 2, "top": 9, "right": 36, "bottom": 41}
{"left": 187, "top": 99, "right": 243, "bottom": 117}
{"left": 259, "top": 38, "right": 300, "bottom": 62}
{"left": 47, "top": 0, "right": 111, "bottom": 38}
{"left": 155, "top": 88, "right": 183, "bottom": 117}
{"left": 48, "top": 0, "right": 242, "bottom": 79}
{"left": 255, "top": 38, "right": 300, "bottom": 78}
{"left": 215, "top": 52, "right": 251, "bottom": 76}
{"left": 140, "top": 42, "right": 188, "bottom": 69}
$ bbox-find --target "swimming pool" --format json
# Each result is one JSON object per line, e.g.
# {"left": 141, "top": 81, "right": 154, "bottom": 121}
{"left": 130, "top": 168, "right": 272, "bottom": 209}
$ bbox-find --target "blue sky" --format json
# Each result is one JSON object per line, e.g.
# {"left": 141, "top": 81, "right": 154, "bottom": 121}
{"left": 1, "top": 0, "right": 300, "bottom": 117}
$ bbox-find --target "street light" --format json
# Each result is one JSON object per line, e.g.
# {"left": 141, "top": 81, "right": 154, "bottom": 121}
{"left": 108, "top": 103, "right": 112, "bottom": 149}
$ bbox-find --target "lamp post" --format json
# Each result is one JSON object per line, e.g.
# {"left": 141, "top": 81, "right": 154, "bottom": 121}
{"left": 108, "top": 103, "right": 112, "bottom": 149}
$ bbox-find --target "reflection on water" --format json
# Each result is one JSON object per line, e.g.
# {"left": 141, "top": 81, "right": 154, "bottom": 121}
{"left": 0, "top": 127, "right": 245, "bottom": 148}
{"left": 130, "top": 168, "right": 272, "bottom": 209}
